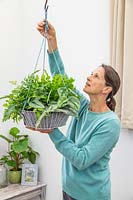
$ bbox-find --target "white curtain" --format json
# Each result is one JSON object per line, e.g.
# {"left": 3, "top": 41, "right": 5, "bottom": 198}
{"left": 110, "top": 0, "right": 133, "bottom": 129}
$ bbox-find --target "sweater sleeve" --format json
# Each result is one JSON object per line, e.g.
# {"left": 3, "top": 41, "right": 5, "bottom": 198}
{"left": 47, "top": 49, "right": 66, "bottom": 76}
{"left": 47, "top": 49, "right": 89, "bottom": 108}
{"left": 49, "top": 120, "right": 120, "bottom": 171}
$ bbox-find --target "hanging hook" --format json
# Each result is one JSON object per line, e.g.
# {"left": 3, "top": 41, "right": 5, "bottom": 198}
{"left": 44, "top": 0, "right": 49, "bottom": 12}
{"left": 42, "top": 0, "right": 49, "bottom": 73}
{"left": 44, "top": 0, "right": 49, "bottom": 32}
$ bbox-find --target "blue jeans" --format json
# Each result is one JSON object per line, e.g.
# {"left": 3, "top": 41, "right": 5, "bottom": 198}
{"left": 63, "top": 191, "right": 76, "bottom": 200}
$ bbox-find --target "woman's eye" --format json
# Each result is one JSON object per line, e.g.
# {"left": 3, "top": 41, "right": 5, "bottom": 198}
{"left": 94, "top": 74, "right": 99, "bottom": 78}
{"left": 91, "top": 72, "right": 99, "bottom": 78}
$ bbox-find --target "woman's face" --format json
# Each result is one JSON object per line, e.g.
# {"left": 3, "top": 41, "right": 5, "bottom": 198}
{"left": 83, "top": 66, "right": 107, "bottom": 95}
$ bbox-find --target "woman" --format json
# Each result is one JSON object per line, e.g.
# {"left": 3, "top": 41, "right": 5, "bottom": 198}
{"left": 29, "top": 21, "right": 121, "bottom": 200}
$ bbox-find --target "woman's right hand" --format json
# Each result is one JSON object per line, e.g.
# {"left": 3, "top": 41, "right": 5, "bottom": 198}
{"left": 37, "top": 20, "right": 58, "bottom": 52}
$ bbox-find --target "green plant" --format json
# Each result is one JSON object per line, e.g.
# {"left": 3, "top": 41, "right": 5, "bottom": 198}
{"left": 0, "top": 127, "right": 39, "bottom": 171}
{"left": 0, "top": 70, "right": 80, "bottom": 126}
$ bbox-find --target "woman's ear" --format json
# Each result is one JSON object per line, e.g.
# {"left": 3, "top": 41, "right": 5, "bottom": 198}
{"left": 102, "top": 86, "right": 112, "bottom": 95}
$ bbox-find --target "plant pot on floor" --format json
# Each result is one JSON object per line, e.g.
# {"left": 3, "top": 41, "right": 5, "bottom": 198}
{"left": 8, "top": 170, "right": 22, "bottom": 184}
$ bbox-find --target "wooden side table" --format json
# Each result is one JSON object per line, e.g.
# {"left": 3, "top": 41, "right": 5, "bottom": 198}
{"left": 0, "top": 183, "right": 46, "bottom": 200}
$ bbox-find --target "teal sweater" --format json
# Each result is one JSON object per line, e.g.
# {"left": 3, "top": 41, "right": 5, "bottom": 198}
{"left": 48, "top": 49, "right": 120, "bottom": 200}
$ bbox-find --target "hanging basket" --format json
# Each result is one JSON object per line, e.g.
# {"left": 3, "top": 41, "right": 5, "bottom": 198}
{"left": 22, "top": 111, "right": 69, "bottom": 129}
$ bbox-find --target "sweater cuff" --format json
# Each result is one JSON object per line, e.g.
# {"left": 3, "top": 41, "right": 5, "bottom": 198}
{"left": 47, "top": 48, "right": 59, "bottom": 56}
{"left": 49, "top": 128, "right": 64, "bottom": 143}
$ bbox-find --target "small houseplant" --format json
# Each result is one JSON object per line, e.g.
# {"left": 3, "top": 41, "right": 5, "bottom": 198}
{"left": 0, "top": 127, "right": 39, "bottom": 183}
{"left": 0, "top": 70, "right": 80, "bottom": 129}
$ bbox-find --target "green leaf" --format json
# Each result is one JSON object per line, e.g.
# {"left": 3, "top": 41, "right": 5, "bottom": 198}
{"left": 9, "top": 151, "right": 17, "bottom": 158}
{"left": 6, "top": 160, "right": 16, "bottom": 167}
{"left": 35, "top": 110, "right": 47, "bottom": 128}
{"left": 21, "top": 151, "right": 29, "bottom": 158}
{"left": 3, "top": 105, "right": 16, "bottom": 121}
{"left": 29, "top": 99, "right": 44, "bottom": 109}
{"left": 0, "top": 95, "right": 10, "bottom": 100}
{"left": 0, "top": 156, "right": 9, "bottom": 162}
{"left": 12, "top": 138, "right": 28, "bottom": 153}
{"left": 0, "top": 134, "right": 12, "bottom": 143}
{"left": 9, "top": 127, "right": 20, "bottom": 137}
{"left": 9, "top": 80, "right": 17, "bottom": 85}
{"left": 28, "top": 152, "right": 36, "bottom": 164}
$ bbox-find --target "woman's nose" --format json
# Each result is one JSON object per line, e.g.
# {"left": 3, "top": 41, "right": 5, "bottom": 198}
{"left": 87, "top": 76, "right": 91, "bottom": 81}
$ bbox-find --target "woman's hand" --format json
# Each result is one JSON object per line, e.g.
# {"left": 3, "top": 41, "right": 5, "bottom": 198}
{"left": 37, "top": 20, "right": 57, "bottom": 52}
{"left": 26, "top": 127, "right": 53, "bottom": 134}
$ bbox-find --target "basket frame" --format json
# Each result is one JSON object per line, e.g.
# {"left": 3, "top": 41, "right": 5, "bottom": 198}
{"left": 22, "top": 110, "right": 69, "bottom": 129}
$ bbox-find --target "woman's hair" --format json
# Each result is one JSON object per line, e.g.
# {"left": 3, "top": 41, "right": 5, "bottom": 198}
{"left": 101, "top": 64, "right": 121, "bottom": 112}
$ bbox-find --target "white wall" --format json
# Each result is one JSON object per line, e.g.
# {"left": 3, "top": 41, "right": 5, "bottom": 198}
{"left": 0, "top": 1, "right": 133, "bottom": 200}
{"left": 0, "top": 0, "right": 22, "bottom": 155}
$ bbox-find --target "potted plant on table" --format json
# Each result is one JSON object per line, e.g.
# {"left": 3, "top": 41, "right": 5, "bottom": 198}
{"left": 0, "top": 127, "right": 39, "bottom": 184}
{"left": 0, "top": 70, "right": 80, "bottom": 129}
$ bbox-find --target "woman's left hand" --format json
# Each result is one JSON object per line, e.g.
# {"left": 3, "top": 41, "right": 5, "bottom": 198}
{"left": 26, "top": 127, "right": 53, "bottom": 134}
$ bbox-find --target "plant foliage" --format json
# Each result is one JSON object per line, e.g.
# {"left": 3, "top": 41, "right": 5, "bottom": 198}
{"left": 0, "top": 127, "right": 39, "bottom": 171}
{"left": 0, "top": 70, "right": 80, "bottom": 126}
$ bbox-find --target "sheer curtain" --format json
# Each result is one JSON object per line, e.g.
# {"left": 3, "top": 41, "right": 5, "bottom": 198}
{"left": 110, "top": 0, "right": 133, "bottom": 129}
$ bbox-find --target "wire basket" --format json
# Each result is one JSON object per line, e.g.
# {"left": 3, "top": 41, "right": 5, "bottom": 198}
{"left": 22, "top": 110, "right": 69, "bottom": 129}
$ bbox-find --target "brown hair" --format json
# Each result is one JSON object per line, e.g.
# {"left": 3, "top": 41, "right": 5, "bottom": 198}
{"left": 101, "top": 64, "right": 121, "bottom": 111}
